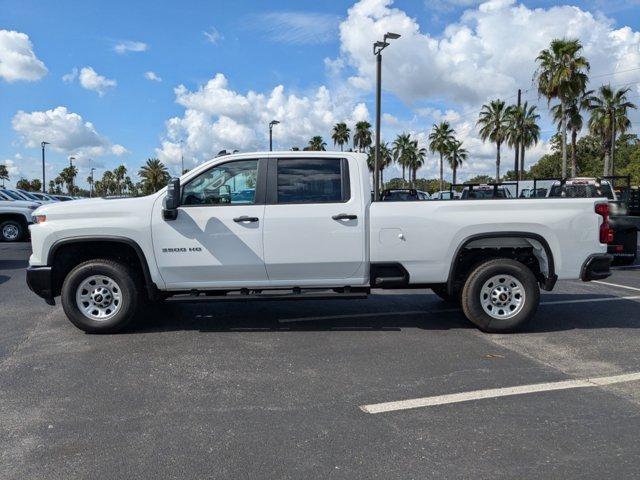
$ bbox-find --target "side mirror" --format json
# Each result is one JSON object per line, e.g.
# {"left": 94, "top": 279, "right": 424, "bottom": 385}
{"left": 163, "top": 177, "right": 180, "bottom": 220}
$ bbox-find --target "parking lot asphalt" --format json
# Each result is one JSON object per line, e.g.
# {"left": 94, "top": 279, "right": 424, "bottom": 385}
{"left": 2, "top": 242, "right": 640, "bottom": 479}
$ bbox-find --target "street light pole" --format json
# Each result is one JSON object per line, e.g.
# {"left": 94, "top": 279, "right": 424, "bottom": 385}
{"left": 90, "top": 167, "right": 95, "bottom": 198}
{"left": 180, "top": 139, "right": 184, "bottom": 174}
{"left": 269, "top": 120, "right": 280, "bottom": 151}
{"left": 40, "top": 141, "right": 49, "bottom": 193}
{"left": 68, "top": 156, "right": 75, "bottom": 195}
{"left": 373, "top": 32, "right": 400, "bottom": 202}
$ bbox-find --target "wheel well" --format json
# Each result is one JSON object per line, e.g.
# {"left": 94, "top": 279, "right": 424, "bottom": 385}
{"left": 448, "top": 235, "right": 555, "bottom": 294}
{"left": 49, "top": 240, "right": 151, "bottom": 298}
{"left": 0, "top": 213, "right": 28, "bottom": 226}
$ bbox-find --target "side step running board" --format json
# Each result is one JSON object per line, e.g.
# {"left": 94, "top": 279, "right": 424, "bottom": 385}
{"left": 166, "top": 291, "right": 369, "bottom": 303}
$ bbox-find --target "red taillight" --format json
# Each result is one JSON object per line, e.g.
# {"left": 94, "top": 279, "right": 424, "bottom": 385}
{"left": 595, "top": 203, "right": 614, "bottom": 244}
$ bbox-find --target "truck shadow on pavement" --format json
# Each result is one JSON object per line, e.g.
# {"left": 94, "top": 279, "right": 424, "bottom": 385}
{"left": 124, "top": 293, "right": 640, "bottom": 335}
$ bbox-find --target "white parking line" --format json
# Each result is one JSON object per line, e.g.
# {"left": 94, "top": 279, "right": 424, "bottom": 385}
{"left": 359, "top": 372, "right": 640, "bottom": 414}
{"left": 278, "top": 295, "right": 640, "bottom": 323}
{"left": 593, "top": 280, "right": 640, "bottom": 293}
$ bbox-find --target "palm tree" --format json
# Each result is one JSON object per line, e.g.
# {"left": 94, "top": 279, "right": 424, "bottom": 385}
{"left": 507, "top": 102, "right": 541, "bottom": 178}
{"left": 551, "top": 91, "right": 591, "bottom": 177}
{"left": 428, "top": 122, "right": 455, "bottom": 190}
{"left": 0, "top": 164, "right": 8, "bottom": 187}
{"left": 445, "top": 139, "right": 467, "bottom": 186}
{"left": 353, "top": 121, "right": 372, "bottom": 152}
{"left": 308, "top": 136, "right": 327, "bottom": 151}
{"left": 113, "top": 165, "right": 127, "bottom": 195}
{"left": 535, "top": 38, "right": 590, "bottom": 178}
{"left": 366, "top": 142, "right": 393, "bottom": 190}
{"left": 59, "top": 165, "right": 78, "bottom": 194}
{"left": 331, "top": 122, "right": 350, "bottom": 151}
{"left": 138, "top": 158, "right": 169, "bottom": 194}
{"left": 588, "top": 85, "right": 637, "bottom": 176}
{"left": 392, "top": 133, "right": 413, "bottom": 183}
{"left": 477, "top": 100, "right": 508, "bottom": 182}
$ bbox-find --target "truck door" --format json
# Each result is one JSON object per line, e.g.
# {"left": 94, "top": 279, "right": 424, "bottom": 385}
{"left": 262, "top": 156, "right": 366, "bottom": 284}
{"left": 151, "top": 158, "right": 268, "bottom": 289}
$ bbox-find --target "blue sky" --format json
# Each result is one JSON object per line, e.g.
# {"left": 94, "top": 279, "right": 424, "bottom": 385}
{"left": 2, "top": 0, "right": 640, "bottom": 188}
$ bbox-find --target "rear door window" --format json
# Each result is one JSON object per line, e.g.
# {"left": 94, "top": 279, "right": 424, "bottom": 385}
{"left": 276, "top": 158, "right": 349, "bottom": 204}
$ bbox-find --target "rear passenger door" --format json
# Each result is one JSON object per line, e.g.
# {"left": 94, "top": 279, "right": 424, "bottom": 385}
{"left": 262, "top": 156, "right": 366, "bottom": 285}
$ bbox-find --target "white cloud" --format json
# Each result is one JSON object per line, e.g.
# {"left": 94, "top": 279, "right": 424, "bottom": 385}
{"left": 78, "top": 67, "right": 116, "bottom": 96}
{"left": 113, "top": 40, "right": 148, "bottom": 54}
{"left": 12, "top": 106, "right": 126, "bottom": 159}
{"left": 62, "top": 67, "right": 78, "bottom": 83}
{"left": 156, "top": 73, "right": 369, "bottom": 168}
{"left": 249, "top": 12, "right": 341, "bottom": 45}
{"left": 144, "top": 71, "right": 162, "bottom": 82}
{"left": 203, "top": 27, "right": 223, "bottom": 45}
{"left": 0, "top": 29, "right": 47, "bottom": 82}
{"left": 337, "top": 0, "right": 640, "bottom": 105}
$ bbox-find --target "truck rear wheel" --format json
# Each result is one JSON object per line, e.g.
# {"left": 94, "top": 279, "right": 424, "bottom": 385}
{"left": 61, "top": 259, "right": 140, "bottom": 333}
{"left": 461, "top": 258, "right": 539, "bottom": 333}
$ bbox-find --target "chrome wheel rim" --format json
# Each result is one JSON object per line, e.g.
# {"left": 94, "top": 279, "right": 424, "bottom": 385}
{"left": 480, "top": 274, "right": 525, "bottom": 320}
{"left": 75, "top": 275, "right": 122, "bottom": 321}
{"left": 2, "top": 224, "right": 19, "bottom": 241}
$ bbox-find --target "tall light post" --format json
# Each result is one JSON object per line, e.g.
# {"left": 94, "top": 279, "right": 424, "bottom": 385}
{"left": 269, "top": 120, "right": 280, "bottom": 151}
{"left": 68, "top": 156, "right": 75, "bottom": 195}
{"left": 179, "top": 139, "right": 184, "bottom": 174}
{"left": 373, "top": 32, "right": 400, "bottom": 201}
{"left": 90, "top": 167, "right": 95, "bottom": 198}
{"left": 40, "top": 141, "right": 49, "bottom": 193}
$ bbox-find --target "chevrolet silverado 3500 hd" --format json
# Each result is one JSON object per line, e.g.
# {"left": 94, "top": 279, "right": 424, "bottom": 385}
{"left": 27, "top": 151, "right": 612, "bottom": 333}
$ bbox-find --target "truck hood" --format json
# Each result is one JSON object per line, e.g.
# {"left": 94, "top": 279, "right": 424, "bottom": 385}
{"left": 34, "top": 195, "right": 156, "bottom": 220}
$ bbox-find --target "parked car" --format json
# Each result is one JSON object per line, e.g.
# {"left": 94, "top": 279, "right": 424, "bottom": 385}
{"left": 547, "top": 178, "right": 616, "bottom": 200}
{"left": 461, "top": 185, "right": 513, "bottom": 199}
{"left": 49, "top": 195, "right": 75, "bottom": 202}
{"left": 431, "top": 190, "right": 460, "bottom": 200}
{"left": 28, "top": 151, "right": 612, "bottom": 334}
{"left": 0, "top": 195, "right": 37, "bottom": 241}
{"left": 29, "top": 192, "right": 58, "bottom": 203}
{"left": 380, "top": 189, "right": 429, "bottom": 201}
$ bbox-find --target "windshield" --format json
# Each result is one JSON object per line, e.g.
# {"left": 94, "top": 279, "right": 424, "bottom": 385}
{"left": 463, "top": 188, "right": 508, "bottom": 199}
{"left": 18, "top": 190, "right": 40, "bottom": 201}
{"left": 549, "top": 183, "right": 614, "bottom": 200}
{"left": 1, "top": 190, "right": 24, "bottom": 201}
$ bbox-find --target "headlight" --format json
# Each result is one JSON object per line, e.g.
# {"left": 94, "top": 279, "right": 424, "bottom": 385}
{"left": 34, "top": 215, "right": 46, "bottom": 224}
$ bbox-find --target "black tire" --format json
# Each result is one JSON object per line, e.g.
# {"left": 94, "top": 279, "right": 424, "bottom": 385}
{"left": 61, "top": 259, "right": 140, "bottom": 333}
{"left": 461, "top": 258, "right": 540, "bottom": 333}
{"left": 431, "top": 285, "right": 460, "bottom": 304}
{"left": 0, "top": 219, "right": 26, "bottom": 242}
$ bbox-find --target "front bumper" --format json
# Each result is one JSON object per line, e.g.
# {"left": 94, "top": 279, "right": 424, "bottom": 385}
{"left": 26, "top": 266, "right": 55, "bottom": 305}
{"left": 580, "top": 254, "right": 613, "bottom": 281}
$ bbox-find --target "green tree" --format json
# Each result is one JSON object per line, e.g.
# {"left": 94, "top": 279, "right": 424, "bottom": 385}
{"left": 428, "top": 121, "right": 455, "bottom": 191}
{"left": 506, "top": 102, "right": 541, "bottom": 179}
{"left": 465, "top": 175, "right": 495, "bottom": 184}
{"left": 445, "top": 139, "right": 468, "bottom": 185}
{"left": 30, "top": 179, "right": 42, "bottom": 192}
{"left": 367, "top": 142, "right": 393, "bottom": 191}
{"left": 113, "top": 165, "right": 128, "bottom": 195}
{"left": 59, "top": 166, "right": 78, "bottom": 194}
{"left": 138, "top": 158, "right": 170, "bottom": 194}
{"left": 353, "top": 121, "right": 372, "bottom": 152}
{"left": 551, "top": 90, "right": 592, "bottom": 177}
{"left": 477, "top": 99, "right": 508, "bottom": 182}
{"left": 588, "top": 85, "right": 637, "bottom": 176}
{"left": 16, "top": 178, "right": 31, "bottom": 190}
{"left": 331, "top": 122, "right": 350, "bottom": 152}
{"left": 307, "top": 136, "right": 327, "bottom": 151}
{"left": 535, "top": 38, "right": 590, "bottom": 177}
{"left": 392, "top": 133, "right": 413, "bottom": 182}
{"left": 0, "top": 164, "right": 9, "bottom": 187}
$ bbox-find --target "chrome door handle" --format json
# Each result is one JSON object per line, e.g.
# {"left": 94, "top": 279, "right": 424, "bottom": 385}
{"left": 332, "top": 213, "right": 357, "bottom": 220}
{"left": 233, "top": 216, "right": 259, "bottom": 223}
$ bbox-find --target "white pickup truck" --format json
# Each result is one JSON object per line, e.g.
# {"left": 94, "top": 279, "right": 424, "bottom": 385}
{"left": 27, "top": 151, "right": 613, "bottom": 333}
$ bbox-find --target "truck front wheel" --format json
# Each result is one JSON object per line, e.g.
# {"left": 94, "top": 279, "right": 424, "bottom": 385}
{"left": 61, "top": 259, "right": 140, "bottom": 333}
{"left": 461, "top": 258, "right": 540, "bottom": 333}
